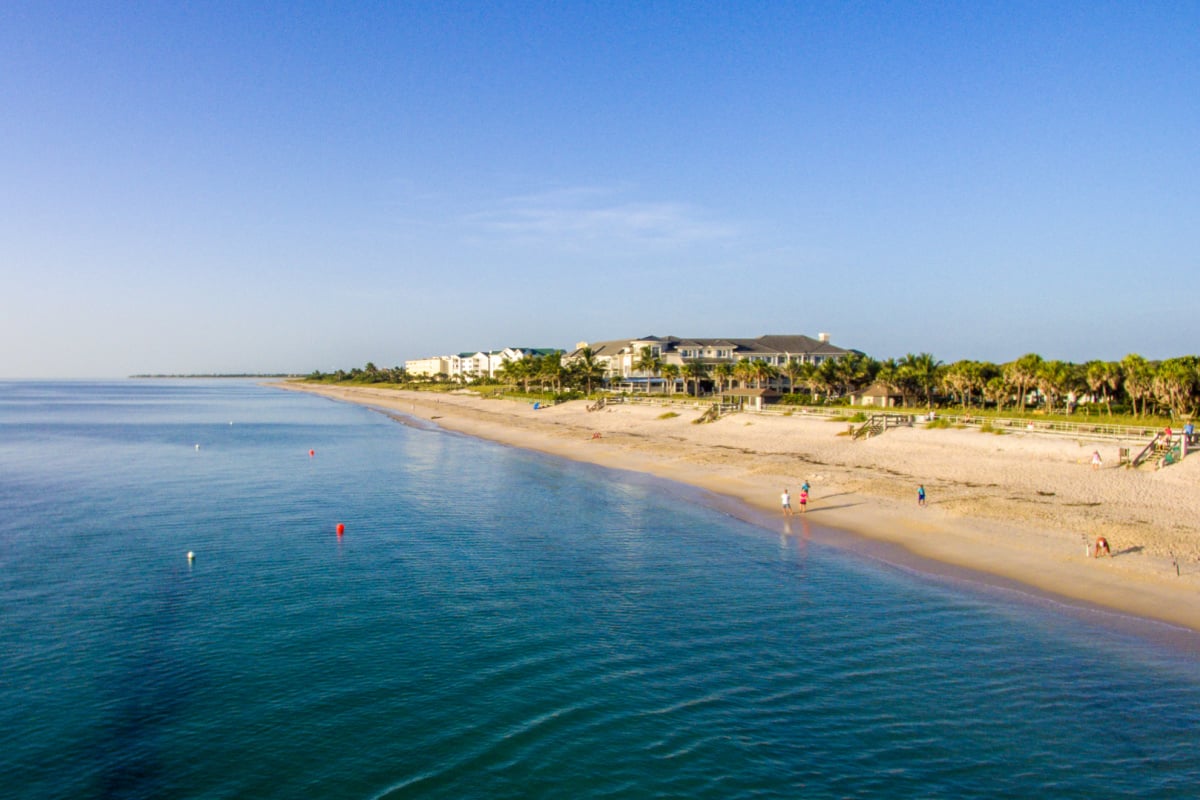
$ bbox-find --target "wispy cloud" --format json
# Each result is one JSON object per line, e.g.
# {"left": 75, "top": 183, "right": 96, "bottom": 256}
{"left": 465, "top": 187, "right": 737, "bottom": 251}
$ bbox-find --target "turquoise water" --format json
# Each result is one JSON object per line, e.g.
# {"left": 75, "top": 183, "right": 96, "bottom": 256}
{"left": 2, "top": 380, "right": 1198, "bottom": 799}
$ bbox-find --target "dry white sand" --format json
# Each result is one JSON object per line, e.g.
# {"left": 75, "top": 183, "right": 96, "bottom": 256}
{"left": 280, "top": 383, "right": 1200, "bottom": 635}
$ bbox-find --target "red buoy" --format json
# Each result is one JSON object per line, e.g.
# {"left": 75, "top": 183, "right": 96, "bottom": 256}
{"left": 336, "top": 523, "right": 345, "bottom": 536}
{"left": 309, "top": 449, "right": 315, "bottom": 457}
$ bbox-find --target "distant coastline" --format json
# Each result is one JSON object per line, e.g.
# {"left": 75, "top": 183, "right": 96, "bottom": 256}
{"left": 129, "top": 373, "right": 300, "bottom": 379}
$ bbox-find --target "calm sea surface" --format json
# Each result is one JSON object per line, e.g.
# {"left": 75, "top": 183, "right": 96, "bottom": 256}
{"left": 2, "top": 380, "right": 1199, "bottom": 799}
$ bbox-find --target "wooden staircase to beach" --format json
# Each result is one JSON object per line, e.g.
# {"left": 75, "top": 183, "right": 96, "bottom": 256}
{"left": 853, "top": 413, "right": 913, "bottom": 440}
{"left": 1129, "top": 434, "right": 1182, "bottom": 470}
{"left": 853, "top": 417, "right": 884, "bottom": 440}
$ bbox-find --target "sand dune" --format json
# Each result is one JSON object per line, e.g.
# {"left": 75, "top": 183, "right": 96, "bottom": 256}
{"left": 280, "top": 383, "right": 1200, "bottom": 636}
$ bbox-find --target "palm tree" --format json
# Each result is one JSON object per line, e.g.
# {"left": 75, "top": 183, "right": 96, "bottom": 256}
{"left": 817, "top": 359, "right": 841, "bottom": 400}
{"left": 834, "top": 353, "right": 873, "bottom": 397}
{"left": 733, "top": 358, "right": 755, "bottom": 389}
{"left": 681, "top": 360, "right": 709, "bottom": 397}
{"left": 497, "top": 356, "right": 533, "bottom": 393}
{"left": 983, "top": 375, "right": 1009, "bottom": 412}
{"left": 711, "top": 362, "right": 735, "bottom": 395}
{"left": 750, "top": 360, "right": 776, "bottom": 389}
{"left": 875, "top": 358, "right": 901, "bottom": 397}
{"left": 779, "top": 358, "right": 804, "bottom": 395}
{"left": 1153, "top": 357, "right": 1199, "bottom": 419}
{"left": 1004, "top": 353, "right": 1044, "bottom": 412}
{"left": 635, "top": 347, "right": 663, "bottom": 394}
{"left": 1036, "top": 360, "right": 1076, "bottom": 415}
{"left": 661, "top": 363, "right": 680, "bottom": 396}
{"left": 573, "top": 347, "right": 605, "bottom": 395}
{"left": 943, "top": 360, "right": 981, "bottom": 408}
{"left": 792, "top": 361, "right": 817, "bottom": 401}
{"left": 1121, "top": 353, "right": 1154, "bottom": 417}
{"left": 806, "top": 362, "right": 833, "bottom": 402}
{"left": 540, "top": 351, "right": 566, "bottom": 393}
{"left": 974, "top": 362, "right": 1001, "bottom": 404}
{"left": 1103, "top": 361, "right": 1124, "bottom": 416}
{"left": 901, "top": 352, "right": 943, "bottom": 408}
{"left": 1085, "top": 360, "right": 1122, "bottom": 416}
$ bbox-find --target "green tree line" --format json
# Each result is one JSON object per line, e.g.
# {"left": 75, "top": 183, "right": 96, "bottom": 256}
{"left": 307, "top": 350, "right": 1200, "bottom": 419}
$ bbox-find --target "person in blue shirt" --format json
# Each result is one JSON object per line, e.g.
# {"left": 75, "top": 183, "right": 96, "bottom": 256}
{"left": 917, "top": 484, "right": 926, "bottom": 507}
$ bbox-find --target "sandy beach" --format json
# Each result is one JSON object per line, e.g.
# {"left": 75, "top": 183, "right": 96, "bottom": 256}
{"left": 279, "top": 383, "right": 1200, "bottom": 636}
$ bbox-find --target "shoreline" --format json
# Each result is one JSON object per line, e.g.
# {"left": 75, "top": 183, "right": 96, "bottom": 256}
{"left": 278, "top": 382, "right": 1200, "bottom": 642}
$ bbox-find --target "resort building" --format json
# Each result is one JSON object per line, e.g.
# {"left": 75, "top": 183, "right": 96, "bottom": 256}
{"left": 566, "top": 334, "right": 853, "bottom": 390}
{"left": 406, "top": 347, "right": 558, "bottom": 380}
{"left": 404, "top": 356, "right": 453, "bottom": 378}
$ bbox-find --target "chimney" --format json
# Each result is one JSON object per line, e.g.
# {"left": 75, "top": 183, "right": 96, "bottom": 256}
{"left": 818, "top": 332, "right": 830, "bottom": 343}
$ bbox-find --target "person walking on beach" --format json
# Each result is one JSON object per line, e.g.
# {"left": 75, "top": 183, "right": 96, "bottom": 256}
{"left": 917, "top": 484, "right": 926, "bottom": 507}
{"left": 801, "top": 479, "right": 811, "bottom": 498}
{"left": 799, "top": 488, "right": 808, "bottom": 513}
{"left": 1091, "top": 450, "right": 1102, "bottom": 470}
{"left": 781, "top": 488, "right": 792, "bottom": 516}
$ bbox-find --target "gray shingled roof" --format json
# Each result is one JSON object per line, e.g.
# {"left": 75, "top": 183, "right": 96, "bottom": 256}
{"left": 569, "top": 334, "right": 851, "bottom": 359}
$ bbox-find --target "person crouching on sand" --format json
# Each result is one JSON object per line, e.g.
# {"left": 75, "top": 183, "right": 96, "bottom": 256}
{"left": 1093, "top": 536, "right": 1111, "bottom": 558}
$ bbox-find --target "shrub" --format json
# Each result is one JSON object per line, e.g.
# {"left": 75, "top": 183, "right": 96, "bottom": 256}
{"left": 658, "top": 411, "right": 680, "bottom": 420}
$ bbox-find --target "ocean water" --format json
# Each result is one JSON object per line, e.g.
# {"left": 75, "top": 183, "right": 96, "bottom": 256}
{"left": 2, "top": 380, "right": 1198, "bottom": 799}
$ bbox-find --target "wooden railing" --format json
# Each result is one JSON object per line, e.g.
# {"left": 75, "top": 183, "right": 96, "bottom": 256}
{"left": 924, "top": 414, "right": 1160, "bottom": 441}
{"left": 602, "top": 394, "right": 1171, "bottom": 443}
{"left": 1130, "top": 434, "right": 1164, "bottom": 468}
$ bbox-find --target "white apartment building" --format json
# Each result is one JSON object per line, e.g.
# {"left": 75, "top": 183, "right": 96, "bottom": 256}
{"left": 406, "top": 347, "right": 558, "bottom": 380}
{"left": 404, "top": 356, "right": 453, "bottom": 378}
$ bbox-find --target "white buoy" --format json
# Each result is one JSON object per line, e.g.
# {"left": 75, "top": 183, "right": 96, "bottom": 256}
{"left": 195, "top": 444, "right": 200, "bottom": 451}
{"left": 187, "top": 551, "right": 195, "bottom": 562}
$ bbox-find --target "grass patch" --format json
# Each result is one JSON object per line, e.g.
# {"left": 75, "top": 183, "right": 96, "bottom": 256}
{"left": 657, "top": 411, "right": 680, "bottom": 420}
{"left": 926, "top": 418, "right": 952, "bottom": 429}
{"left": 979, "top": 422, "right": 1004, "bottom": 435}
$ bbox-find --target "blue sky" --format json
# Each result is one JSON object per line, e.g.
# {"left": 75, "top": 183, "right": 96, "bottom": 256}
{"left": 2, "top": 1, "right": 1197, "bottom": 377}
